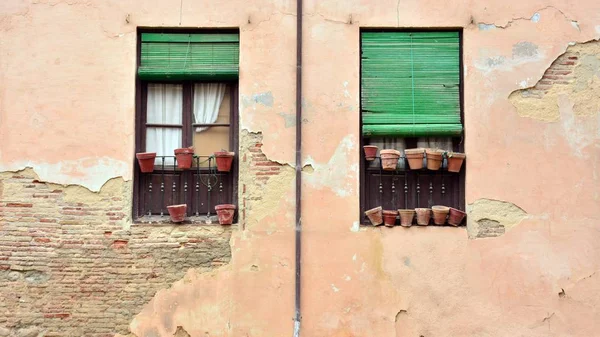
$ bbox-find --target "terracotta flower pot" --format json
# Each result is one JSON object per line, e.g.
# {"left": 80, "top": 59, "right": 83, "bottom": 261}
{"left": 448, "top": 207, "right": 467, "bottom": 226}
{"left": 398, "top": 209, "right": 415, "bottom": 227}
{"left": 174, "top": 147, "right": 194, "bottom": 170}
{"left": 426, "top": 149, "right": 444, "bottom": 171}
{"left": 382, "top": 210, "right": 398, "bottom": 227}
{"left": 215, "top": 151, "right": 235, "bottom": 172}
{"left": 447, "top": 152, "right": 466, "bottom": 173}
{"left": 404, "top": 148, "right": 425, "bottom": 170}
{"left": 215, "top": 204, "right": 236, "bottom": 225}
{"left": 415, "top": 208, "right": 431, "bottom": 226}
{"left": 365, "top": 206, "right": 383, "bottom": 226}
{"left": 432, "top": 205, "right": 450, "bottom": 225}
{"left": 136, "top": 152, "right": 156, "bottom": 173}
{"left": 363, "top": 145, "right": 378, "bottom": 161}
{"left": 167, "top": 204, "right": 187, "bottom": 223}
{"left": 380, "top": 149, "right": 400, "bottom": 171}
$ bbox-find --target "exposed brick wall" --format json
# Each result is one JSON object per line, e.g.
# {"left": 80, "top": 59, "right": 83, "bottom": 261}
{"left": 0, "top": 171, "right": 233, "bottom": 337}
{"left": 518, "top": 50, "right": 578, "bottom": 98}
{"left": 475, "top": 218, "right": 505, "bottom": 238}
{"left": 239, "top": 132, "right": 285, "bottom": 226}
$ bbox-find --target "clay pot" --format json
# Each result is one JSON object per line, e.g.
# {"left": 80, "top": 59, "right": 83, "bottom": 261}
{"left": 215, "top": 204, "right": 236, "bottom": 225}
{"left": 215, "top": 151, "right": 235, "bottom": 172}
{"left": 382, "top": 210, "right": 398, "bottom": 227}
{"left": 404, "top": 148, "right": 425, "bottom": 170}
{"left": 174, "top": 147, "right": 194, "bottom": 170}
{"left": 380, "top": 149, "right": 401, "bottom": 171}
{"left": 136, "top": 152, "right": 156, "bottom": 173}
{"left": 398, "top": 209, "right": 415, "bottom": 227}
{"left": 432, "top": 205, "right": 450, "bottom": 225}
{"left": 426, "top": 149, "right": 444, "bottom": 171}
{"left": 415, "top": 208, "right": 431, "bottom": 226}
{"left": 365, "top": 206, "right": 383, "bottom": 226}
{"left": 167, "top": 204, "right": 187, "bottom": 223}
{"left": 363, "top": 145, "right": 378, "bottom": 161}
{"left": 448, "top": 207, "right": 467, "bottom": 226}
{"left": 447, "top": 152, "right": 466, "bottom": 173}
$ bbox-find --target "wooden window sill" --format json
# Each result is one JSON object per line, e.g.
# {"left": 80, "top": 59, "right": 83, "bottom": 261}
{"left": 133, "top": 215, "right": 237, "bottom": 227}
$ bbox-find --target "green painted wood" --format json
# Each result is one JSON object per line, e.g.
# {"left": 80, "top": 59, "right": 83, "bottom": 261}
{"left": 361, "top": 31, "right": 462, "bottom": 137}
{"left": 138, "top": 33, "right": 239, "bottom": 80}
{"left": 141, "top": 33, "right": 239, "bottom": 43}
{"left": 363, "top": 123, "right": 463, "bottom": 137}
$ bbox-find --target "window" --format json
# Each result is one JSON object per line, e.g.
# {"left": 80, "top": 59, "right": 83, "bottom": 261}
{"left": 360, "top": 31, "right": 465, "bottom": 224}
{"left": 134, "top": 32, "right": 239, "bottom": 220}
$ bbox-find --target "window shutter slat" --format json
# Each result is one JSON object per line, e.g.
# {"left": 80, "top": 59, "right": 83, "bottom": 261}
{"left": 138, "top": 33, "right": 239, "bottom": 80}
{"left": 361, "top": 31, "right": 462, "bottom": 137}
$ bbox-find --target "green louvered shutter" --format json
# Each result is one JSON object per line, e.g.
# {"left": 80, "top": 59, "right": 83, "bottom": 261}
{"left": 361, "top": 32, "right": 462, "bottom": 137}
{"left": 138, "top": 33, "right": 239, "bottom": 80}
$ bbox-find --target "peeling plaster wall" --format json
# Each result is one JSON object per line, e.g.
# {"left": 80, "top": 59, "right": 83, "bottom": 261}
{"left": 1, "top": 0, "right": 600, "bottom": 336}
{"left": 0, "top": 169, "right": 233, "bottom": 336}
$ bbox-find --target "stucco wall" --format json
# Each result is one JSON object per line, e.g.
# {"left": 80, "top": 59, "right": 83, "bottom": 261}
{"left": 1, "top": 0, "right": 600, "bottom": 336}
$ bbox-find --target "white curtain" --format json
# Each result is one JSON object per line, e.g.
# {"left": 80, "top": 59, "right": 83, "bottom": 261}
{"left": 367, "top": 137, "right": 406, "bottom": 168}
{"left": 146, "top": 84, "right": 183, "bottom": 165}
{"left": 416, "top": 137, "right": 453, "bottom": 151}
{"left": 193, "top": 83, "right": 226, "bottom": 132}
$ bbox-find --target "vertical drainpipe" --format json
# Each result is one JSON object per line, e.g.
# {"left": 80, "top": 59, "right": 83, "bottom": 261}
{"left": 293, "top": 0, "right": 303, "bottom": 336}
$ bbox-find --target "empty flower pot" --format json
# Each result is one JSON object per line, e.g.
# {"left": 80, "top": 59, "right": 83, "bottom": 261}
{"left": 174, "top": 147, "right": 194, "bottom": 170}
{"left": 432, "top": 205, "right": 450, "bottom": 225}
{"left": 447, "top": 152, "right": 466, "bottom": 173}
{"left": 415, "top": 208, "right": 432, "bottom": 226}
{"left": 426, "top": 149, "right": 444, "bottom": 171}
{"left": 404, "top": 148, "right": 425, "bottom": 170}
{"left": 448, "top": 207, "right": 467, "bottom": 226}
{"left": 382, "top": 210, "right": 398, "bottom": 227}
{"left": 167, "top": 204, "right": 187, "bottom": 223}
{"left": 136, "top": 152, "right": 156, "bottom": 173}
{"left": 398, "top": 209, "right": 415, "bottom": 227}
{"left": 380, "top": 149, "right": 401, "bottom": 171}
{"left": 215, "top": 204, "right": 236, "bottom": 225}
{"left": 365, "top": 206, "right": 383, "bottom": 226}
{"left": 215, "top": 151, "right": 235, "bottom": 172}
{"left": 363, "top": 145, "right": 378, "bottom": 161}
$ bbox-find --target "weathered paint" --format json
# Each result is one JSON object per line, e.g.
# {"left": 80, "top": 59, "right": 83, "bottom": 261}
{"left": 1, "top": 0, "right": 600, "bottom": 336}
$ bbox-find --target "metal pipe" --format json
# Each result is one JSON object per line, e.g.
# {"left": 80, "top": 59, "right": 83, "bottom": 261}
{"left": 293, "top": 0, "right": 303, "bottom": 335}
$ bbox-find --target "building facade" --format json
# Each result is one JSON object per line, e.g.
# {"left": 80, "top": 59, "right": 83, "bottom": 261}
{"left": 1, "top": 0, "right": 599, "bottom": 336}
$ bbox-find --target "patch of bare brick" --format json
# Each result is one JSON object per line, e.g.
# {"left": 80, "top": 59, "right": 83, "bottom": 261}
{"left": 518, "top": 51, "right": 578, "bottom": 98}
{"left": 0, "top": 172, "right": 233, "bottom": 336}
{"left": 476, "top": 218, "right": 506, "bottom": 238}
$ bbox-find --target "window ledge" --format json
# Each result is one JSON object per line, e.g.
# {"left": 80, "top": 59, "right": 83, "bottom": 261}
{"left": 360, "top": 221, "right": 465, "bottom": 227}
{"left": 133, "top": 215, "right": 237, "bottom": 227}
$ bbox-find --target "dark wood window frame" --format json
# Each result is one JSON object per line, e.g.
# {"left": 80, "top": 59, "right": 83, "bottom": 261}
{"left": 133, "top": 81, "right": 239, "bottom": 220}
{"left": 359, "top": 28, "right": 465, "bottom": 225}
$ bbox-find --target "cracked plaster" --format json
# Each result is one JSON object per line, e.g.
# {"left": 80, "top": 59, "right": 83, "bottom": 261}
{"left": 466, "top": 198, "right": 528, "bottom": 239}
{"left": 1, "top": 0, "right": 600, "bottom": 336}
{"left": 509, "top": 41, "right": 600, "bottom": 122}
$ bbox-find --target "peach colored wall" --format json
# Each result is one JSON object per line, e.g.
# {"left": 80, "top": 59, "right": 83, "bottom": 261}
{"left": 1, "top": 0, "right": 600, "bottom": 336}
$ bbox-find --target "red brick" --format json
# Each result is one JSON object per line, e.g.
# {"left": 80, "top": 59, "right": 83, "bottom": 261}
{"left": 6, "top": 203, "right": 33, "bottom": 207}
{"left": 254, "top": 161, "right": 281, "bottom": 166}
{"left": 111, "top": 240, "right": 128, "bottom": 249}
{"left": 256, "top": 171, "right": 279, "bottom": 176}
{"left": 44, "top": 313, "right": 70, "bottom": 319}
